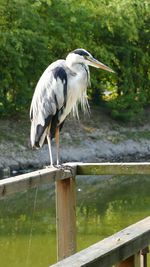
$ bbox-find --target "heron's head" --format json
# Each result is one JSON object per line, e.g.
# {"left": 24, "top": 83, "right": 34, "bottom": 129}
{"left": 66, "top": 48, "right": 114, "bottom": 73}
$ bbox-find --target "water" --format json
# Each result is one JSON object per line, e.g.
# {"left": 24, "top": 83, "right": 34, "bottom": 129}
{"left": 26, "top": 186, "right": 39, "bottom": 267}
{"left": 0, "top": 175, "right": 150, "bottom": 266}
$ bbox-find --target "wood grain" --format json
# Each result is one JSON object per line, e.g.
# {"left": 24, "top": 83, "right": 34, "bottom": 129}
{"left": 1, "top": 162, "right": 150, "bottom": 197}
{"left": 76, "top": 162, "right": 150, "bottom": 175}
{"left": 56, "top": 177, "right": 76, "bottom": 260}
{"left": 0, "top": 166, "right": 76, "bottom": 197}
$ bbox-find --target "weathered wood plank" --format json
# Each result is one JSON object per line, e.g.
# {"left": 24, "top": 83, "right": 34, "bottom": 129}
{"left": 56, "top": 177, "right": 76, "bottom": 260}
{"left": 134, "top": 252, "right": 141, "bottom": 267}
{"left": 76, "top": 162, "right": 150, "bottom": 175}
{"left": 1, "top": 162, "right": 150, "bottom": 198}
{"left": 0, "top": 166, "right": 76, "bottom": 198}
{"left": 50, "top": 216, "right": 150, "bottom": 267}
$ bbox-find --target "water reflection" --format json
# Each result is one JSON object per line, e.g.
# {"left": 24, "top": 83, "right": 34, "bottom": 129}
{"left": 76, "top": 175, "right": 150, "bottom": 266}
{"left": 0, "top": 175, "right": 149, "bottom": 266}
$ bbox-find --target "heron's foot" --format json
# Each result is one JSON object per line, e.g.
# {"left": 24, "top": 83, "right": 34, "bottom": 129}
{"left": 44, "top": 164, "right": 55, "bottom": 169}
{"left": 53, "top": 164, "right": 62, "bottom": 169}
{"left": 54, "top": 164, "right": 75, "bottom": 176}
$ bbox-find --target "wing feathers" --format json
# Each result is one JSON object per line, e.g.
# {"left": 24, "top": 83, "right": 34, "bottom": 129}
{"left": 30, "top": 61, "right": 67, "bottom": 147}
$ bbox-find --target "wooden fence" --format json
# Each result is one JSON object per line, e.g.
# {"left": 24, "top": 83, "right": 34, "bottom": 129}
{"left": 0, "top": 162, "right": 150, "bottom": 266}
{"left": 50, "top": 216, "right": 150, "bottom": 267}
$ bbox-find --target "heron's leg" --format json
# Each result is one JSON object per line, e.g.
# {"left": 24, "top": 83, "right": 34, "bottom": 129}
{"left": 47, "top": 135, "right": 53, "bottom": 166}
{"left": 55, "top": 127, "right": 60, "bottom": 166}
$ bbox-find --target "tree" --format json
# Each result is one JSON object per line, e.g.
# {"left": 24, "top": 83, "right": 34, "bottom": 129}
{"left": 0, "top": 0, "right": 149, "bottom": 121}
{"left": 0, "top": 0, "right": 49, "bottom": 114}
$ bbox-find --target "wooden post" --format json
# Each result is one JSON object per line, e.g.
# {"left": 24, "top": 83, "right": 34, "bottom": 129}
{"left": 141, "top": 247, "right": 149, "bottom": 267}
{"left": 114, "top": 252, "right": 141, "bottom": 267}
{"left": 55, "top": 177, "right": 76, "bottom": 261}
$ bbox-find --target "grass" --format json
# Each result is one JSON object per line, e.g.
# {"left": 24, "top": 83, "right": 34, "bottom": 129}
{"left": 123, "top": 130, "right": 150, "bottom": 141}
{"left": 0, "top": 116, "right": 30, "bottom": 145}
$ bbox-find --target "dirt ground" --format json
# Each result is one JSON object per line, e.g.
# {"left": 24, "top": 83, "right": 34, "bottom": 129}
{"left": 0, "top": 106, "right": 150, "bottom": 172}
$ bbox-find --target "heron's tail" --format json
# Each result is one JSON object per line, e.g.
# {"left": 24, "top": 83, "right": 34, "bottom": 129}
{"left": 30, "top": 121, "right": 49, "bottom": 148}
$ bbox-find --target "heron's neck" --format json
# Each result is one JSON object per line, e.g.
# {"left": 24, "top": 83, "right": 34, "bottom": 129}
{"left": 66, "top": 54, "right": 87, "bottom": 74}
{"left": 66, "top": 60, "right": 87, "bottom": 74}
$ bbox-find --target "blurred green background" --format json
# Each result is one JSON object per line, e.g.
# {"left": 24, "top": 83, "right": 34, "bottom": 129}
{"left": 0, "top": 0, "right": 149, "bottom": 121}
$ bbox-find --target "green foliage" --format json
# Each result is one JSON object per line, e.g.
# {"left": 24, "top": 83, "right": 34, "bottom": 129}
{"left": 0, "top": 0, "right": 49, "bottom": 114}
{"left": 108, "top": 93, "right": 145, "bottom": 122}
{"left": 0, "top": 0, "right": 149, "bottom": 121}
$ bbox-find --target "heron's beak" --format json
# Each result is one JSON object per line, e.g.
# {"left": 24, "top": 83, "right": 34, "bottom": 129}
{"left": 89, "top": 57, "right": 115, "bottom": 73}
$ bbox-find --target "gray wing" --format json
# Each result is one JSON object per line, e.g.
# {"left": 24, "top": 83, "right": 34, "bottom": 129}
{"left": 30, "top": 60, "right": 67, "bottom": 147}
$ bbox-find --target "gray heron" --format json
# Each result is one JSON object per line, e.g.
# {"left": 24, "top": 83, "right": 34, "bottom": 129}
{"left": 30, "top": 48, "right": 114, "bottom": 166}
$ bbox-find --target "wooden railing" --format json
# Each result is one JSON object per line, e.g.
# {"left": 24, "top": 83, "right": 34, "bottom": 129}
{"left": 50, "top": 216, "right": 150, "bottom": 267}
{"left": 0, "top": 162, "right": 150, "bottom": 266}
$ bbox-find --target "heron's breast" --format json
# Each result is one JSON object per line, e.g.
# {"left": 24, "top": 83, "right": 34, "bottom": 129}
{"left": 58, "top": 73, "right": 87, "bottom": 124}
